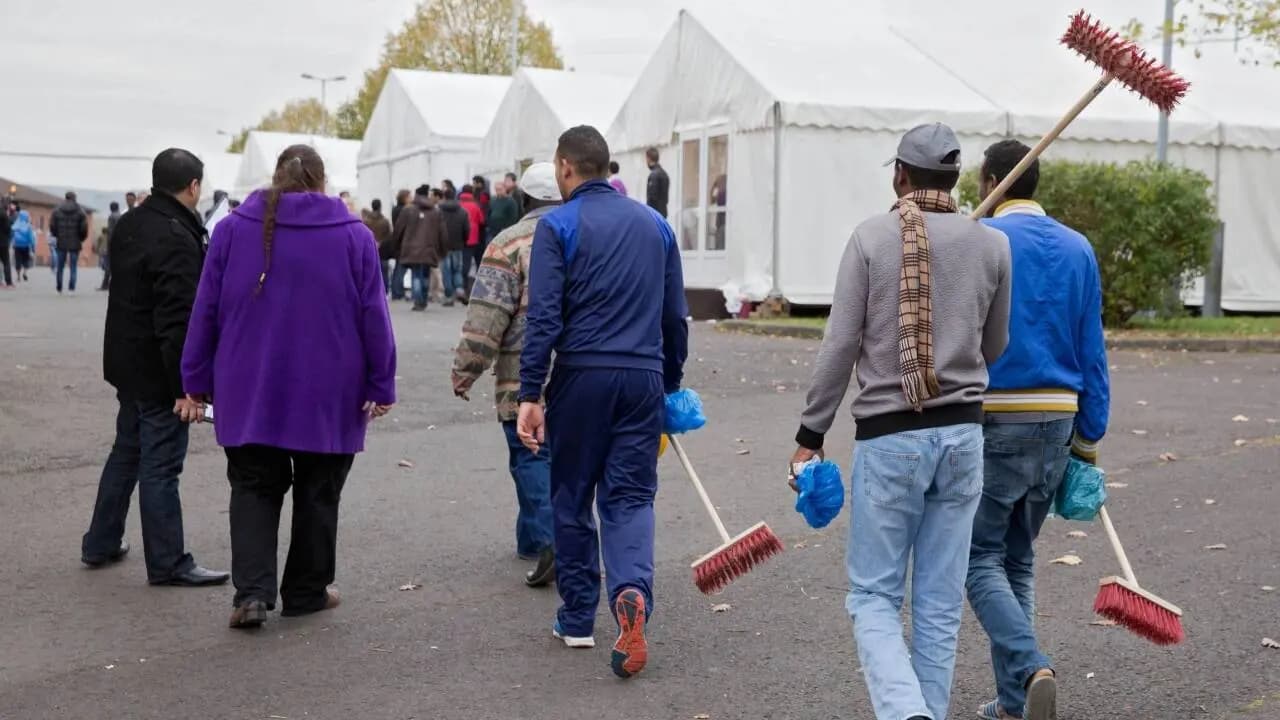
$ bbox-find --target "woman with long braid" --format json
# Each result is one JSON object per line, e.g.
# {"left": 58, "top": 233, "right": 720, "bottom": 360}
{"left": 181, "top": 145, "right": 397, "bottom": 629}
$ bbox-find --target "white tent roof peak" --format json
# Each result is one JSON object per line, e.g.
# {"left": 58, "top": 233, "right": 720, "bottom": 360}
{"left": 387, "top": 69, "right": 512, "bottom": 139}
{"left": 480, "top": 67, "right": 633, "bottom": 167}
{"left": 235, "top": 131, "right": 360, "bottom": 196}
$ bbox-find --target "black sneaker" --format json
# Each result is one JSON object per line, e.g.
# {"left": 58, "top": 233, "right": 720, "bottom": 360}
{"left": 524, "top": 548, "right": 555, "bottom": 587}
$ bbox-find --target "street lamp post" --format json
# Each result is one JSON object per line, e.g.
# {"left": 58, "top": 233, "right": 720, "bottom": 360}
{"left": 301, "top": 73, "right": 347, "bottom": 136}
{"left": 1156, "top": 0, "right": 1175, "bottom": 164}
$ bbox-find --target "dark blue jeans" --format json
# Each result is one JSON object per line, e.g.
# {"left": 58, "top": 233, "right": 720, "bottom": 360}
{"left": 442, "top": 250, "right": 465, "bottom": 299}
{"left": 501, "top": 421, "right": 554, "bottom": 558}
{"left": 408, "top": 264, "right": 430, "bottom": 308}
{"left": 56, "top": 249, "right": 79, "bottom": 291}
{"left": 82, "top": 396, "right": 195, "bottom": 582}
{"left": 966, "top": 418, "right": 1073, "bottom": 715}
{"left": 390, "top": 261, "right": 408, "bottom": 300}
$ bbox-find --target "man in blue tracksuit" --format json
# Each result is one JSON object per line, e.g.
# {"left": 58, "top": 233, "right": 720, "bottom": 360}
{"left": 517, "top": 125, "right": 688, "bottom": 680}
{"left": 966, "top": 139, "right": 1110, "bottom": 720}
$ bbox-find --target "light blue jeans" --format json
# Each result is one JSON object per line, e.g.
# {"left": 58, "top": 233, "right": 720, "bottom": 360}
{"left": 846, "top": 422, "right": 984, "bottom": 720}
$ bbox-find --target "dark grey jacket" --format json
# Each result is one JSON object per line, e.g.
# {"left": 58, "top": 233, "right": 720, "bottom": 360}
{"left": 50, "top": 200, "right": 89, "bottom": 252}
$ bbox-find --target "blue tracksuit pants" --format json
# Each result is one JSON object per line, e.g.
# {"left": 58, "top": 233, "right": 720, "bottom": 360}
{"left": 546, "top": 366, "right": 663, "bottom": 637}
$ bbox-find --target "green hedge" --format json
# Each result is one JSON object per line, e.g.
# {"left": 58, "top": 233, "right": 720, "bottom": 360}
{"left": 958, "top": 160, "right": 1217, "bottom": 327}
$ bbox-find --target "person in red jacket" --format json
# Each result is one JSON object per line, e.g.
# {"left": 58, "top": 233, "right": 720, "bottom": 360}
{"left": 458, "top": 185, "right": 487, "bottom": 293}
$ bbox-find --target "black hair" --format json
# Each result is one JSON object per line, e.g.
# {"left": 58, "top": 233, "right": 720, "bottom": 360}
{"left": 461, "top": 184, "right": 474, "bottom": 195}
{"left": 645, "top": 147, "right": 660, "bottom": 163}
{"left": 152, "top": 148, "right": 205, "bottom": 195}
{"left": 228, "top": 199, "right": 241, "bottom": 209}
{"left": 430, "top": 188, "right": 444, "bottom": 200}
{"left": 472, "top": 175, "right": 485, "bottom": 186}
{"left": 65, "top": 191, "right": 76, "bottom": 201}
{"left": 109, "top": 201, "right": 119, "bottom": 211}
{"left": 504, "top": 172, "right": 518, "bottom": 182}
{"left": 609, "top": 160, "right": 620, "bottom": 174}
{"left": 415, "top": 184, "right": 431, "bottom": 197}
{"left": 897, "top": 150, "right": 961, "bottom": 192}
{"left": 557, "top": 125, "right": 611, "bottom": 179}
{"left": 982, "top": 139, "right": 1038, "bottom": 201}
{"left": 371, "top": 198, "right": 382, "bottom": 211}
{"left": 443, "top": 187, "right": 457, "bottom": 200}
{"left": 125, "top": 191, "right": 137, "bottom": 199}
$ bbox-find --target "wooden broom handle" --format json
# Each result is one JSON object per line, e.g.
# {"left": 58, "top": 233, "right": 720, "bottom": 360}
{"left": 1098, "top": 505, "right": 1138, "bottom": 585}
{"left": 668, "top": 435, "right": 732, "bottom": 543}
{"left": 970, "top": 74, "right": 1114, "bottom": 220}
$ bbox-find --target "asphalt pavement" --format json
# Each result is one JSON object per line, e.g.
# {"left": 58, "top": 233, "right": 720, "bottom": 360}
{"left": 1, "top": 268, "right": 1277, "bottom": 720}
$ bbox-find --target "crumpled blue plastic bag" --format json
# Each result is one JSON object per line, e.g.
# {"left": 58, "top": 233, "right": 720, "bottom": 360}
{"left": 1054, "top": 456, "right": 1108, "bottom": 521}
{"left": 664, "top": 388, "right": 706, "bottom": 434}
{"left": 794, "top": 460, "right": 845, "bottom": 529}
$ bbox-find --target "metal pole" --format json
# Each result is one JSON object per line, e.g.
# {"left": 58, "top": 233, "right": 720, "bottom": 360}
{"left": 1155, "top": 0, "right": 1175, "bottom": 164}
{"left": 769, "top": 101, "right": 783, "bottom": 298}
{"left": 509, "top": 0, "right": 521, "bottom": 73}
{"left": 1203, "top": 222, "right": 1225, "bottom": 317}
{"left": 321, "top": 79, "right": 328, "bottom": 136}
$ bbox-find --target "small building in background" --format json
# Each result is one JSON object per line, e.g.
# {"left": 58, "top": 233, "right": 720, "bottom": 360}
{"left": 1, "top": 178, "right": 99, "bottom": 266}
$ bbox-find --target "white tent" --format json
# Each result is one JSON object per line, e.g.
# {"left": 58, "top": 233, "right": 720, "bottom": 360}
{"left": 607, "top": 2, "right": 1280, "bottom": 311}
{"left": 199, "top": 151, "right": 242, "bottom": 212}
{"left": 357, "top": 70, "right": 511, "bottom": 208}
{"left": 233, "top": 131, "right": 361, "bottom": 201}
{"left": 479, "top": 68, "right": 632, "bottom": 176}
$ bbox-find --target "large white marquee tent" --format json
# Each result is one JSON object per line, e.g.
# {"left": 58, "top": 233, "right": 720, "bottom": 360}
{"left": 479, "top": 68, "right": 632, "bottom": 176}
{"left": 357, "top": 70, "right": 510, "bottom": 208}
{"left": 606, "top": 1, "right": 1280, "bottom": 311}
{"left": 233, "top": 131, "right": 360, "bottom": 200}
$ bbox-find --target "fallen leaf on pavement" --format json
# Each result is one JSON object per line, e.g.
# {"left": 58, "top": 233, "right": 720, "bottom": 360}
{"left": 1234, "top": 439, "right": 1249, "bottom": 447}
{"left": 1050, "top": 554, "right": 1083, "bottom": 566}
{"left": 1233, "top": 415, "right": 1250, "bottom": 423}
{"left": 104, "top": 664, "right": 116, "bottom": 670}
{"left": 1263, "top": 638, "right": 1280, "bottom": 650}
{"left": 735, "top": 449, "right": 751, "bottom": 456}
{"left": 711, "top": 603, "right": 732, "bottom": 613}
{"left": 793, "top": 541, "right": 808, "bottom": 549}
{"left": 1204, "top": 544, "right": 1228, "bottom": 551}
{"left": 1105, "top": 482, "right": 1129, "bottom": 489}
{"left": 1267, "top": 418, "right": 1279, "bottom": 424}
{"left": 694, "top": 714, "right": 712, "bottom": 719}
{"left": 1232, "top": 378, "right": 1243, "bottom": 384}
{"left": 1086, "top": 672, "right": 1096, "bottom": 679}
{"left": 1067, "top": 530, "right": 1089, "bottom": 539}
{"left": 1132, "top": 429, "right": 1149, "bottom": 436}
{"left": 1158, "top": 452, "right": 1178, "bottom": 462}
{"left": 1090, "top": 619, "right": 1117, "bottom": 627}
{"left": 397, "top": 459, "right": 415, "bottom": 468}
{"left": 1136, "top": 400, "right": 1149, "bottom": 406}
{"left": 1205, "top": 499, "right": 1217, "bottom": 505}
{"left": 15, "top": 364, "right": 27, "bottom": 371}
{"left": 1261, "top": 586, "right": 1275, "bottom": 592}
{"left": 398, "top": 583, "right": 422, "bottom": 591}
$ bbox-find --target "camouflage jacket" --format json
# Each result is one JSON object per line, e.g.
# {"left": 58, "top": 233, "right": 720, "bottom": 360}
{"left": 451, "top": 206, "right": 552, "bottom": 422}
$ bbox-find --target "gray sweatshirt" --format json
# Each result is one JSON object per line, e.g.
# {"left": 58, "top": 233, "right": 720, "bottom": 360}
{"left": 797, "top": 210, "right": 1012, "bottom": 446}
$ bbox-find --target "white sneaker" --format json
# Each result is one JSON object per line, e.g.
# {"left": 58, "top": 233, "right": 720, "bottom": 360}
{"left": 553, "top": 622, "right": 595, "bottom": 648}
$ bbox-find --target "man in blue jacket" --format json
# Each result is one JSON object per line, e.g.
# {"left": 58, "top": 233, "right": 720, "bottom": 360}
{"left": 966, "top": 139, "right": 1110, "bottom": 720}
{"left": 517, "top": 125, "right": 688, "bottom": 680}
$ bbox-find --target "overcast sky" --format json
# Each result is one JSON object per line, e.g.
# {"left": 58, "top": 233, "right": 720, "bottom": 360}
{"left": 2, "top": 0, "right": 707, "bottom": 162}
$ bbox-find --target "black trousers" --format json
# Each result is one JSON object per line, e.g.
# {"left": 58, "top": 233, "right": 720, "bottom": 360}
{"left": 225, "top": 445, "right": 353, "bottom": 614}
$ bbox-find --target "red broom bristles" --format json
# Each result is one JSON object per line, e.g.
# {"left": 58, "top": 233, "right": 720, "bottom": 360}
{"left": 1094, "top": 581, "right": 1185, "bottom": 646}
{"left": 1062, "top": 10, "right": 1191, "bottom": 113}
{"left": 692, "top": 523, "right": 784, "bottom": 594}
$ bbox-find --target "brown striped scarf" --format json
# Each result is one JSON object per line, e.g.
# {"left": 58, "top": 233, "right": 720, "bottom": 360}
{"left": 891, "top": 189, "right": 957, "bottom": 411}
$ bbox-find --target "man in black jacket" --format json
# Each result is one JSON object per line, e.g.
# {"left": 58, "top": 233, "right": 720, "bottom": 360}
{"left": 82, "top": 148, "right": 229, "bottom": 587}
{"left": 645, "top": 147, "right": 670, "bottom": 219}
{"left": 49, "top": 191, "right": 89, "bottom": 293}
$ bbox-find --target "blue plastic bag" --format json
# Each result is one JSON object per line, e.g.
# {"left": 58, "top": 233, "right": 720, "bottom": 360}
{"left": 664, "top": 388, "right": 706, "bottom": 434}
{"left": 794, "top": 460, "right": 845, "bottom": 529}
{"left": 1054, "top": 456, "right": 1108, "bottom": 521}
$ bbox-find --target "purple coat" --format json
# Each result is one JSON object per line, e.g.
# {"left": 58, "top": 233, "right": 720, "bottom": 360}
{"left": 181, "top": 191, "right": 397, "bottom": 454}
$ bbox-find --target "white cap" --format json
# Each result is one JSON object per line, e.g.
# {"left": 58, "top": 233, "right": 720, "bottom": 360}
{"left": 520, "top": 162, "right": 561, "bottom": 202}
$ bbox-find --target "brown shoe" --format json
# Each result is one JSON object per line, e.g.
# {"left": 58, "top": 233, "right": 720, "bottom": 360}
{"left": 228, "top": 600, "right": 268, "bottom": 630}
{"left": 323, "top": 588, "right": 341, "bottom": 610}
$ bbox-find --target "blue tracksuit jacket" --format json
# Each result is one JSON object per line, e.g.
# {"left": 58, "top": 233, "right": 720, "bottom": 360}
{"left": 520, "top": 179, "right": 688, "bottom": 398}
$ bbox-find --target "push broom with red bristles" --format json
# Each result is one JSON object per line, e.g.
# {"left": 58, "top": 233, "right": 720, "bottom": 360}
{"left": 666, "top": 435, "right": 783, "bottom": 594}
{"left": 1094, "top": 505, "right": 1185, "bottom": 645}
{"left": 969, "top": 10, "right": 1192, "bottom": 220}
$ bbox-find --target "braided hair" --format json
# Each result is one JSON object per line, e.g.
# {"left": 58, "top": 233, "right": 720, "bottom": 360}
{"left": 259, "top": 144, "right": 325, "bottom": 294}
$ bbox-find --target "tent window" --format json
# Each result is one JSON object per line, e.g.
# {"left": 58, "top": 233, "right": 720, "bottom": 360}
{"left": 677, "top": 129, "right": 730, "bottom": 255}
{"left": 679, "top": 139, "right": 701, "bottom": 251}
{"left": 705, "top": 135, "right": 728, "bottom": 252}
